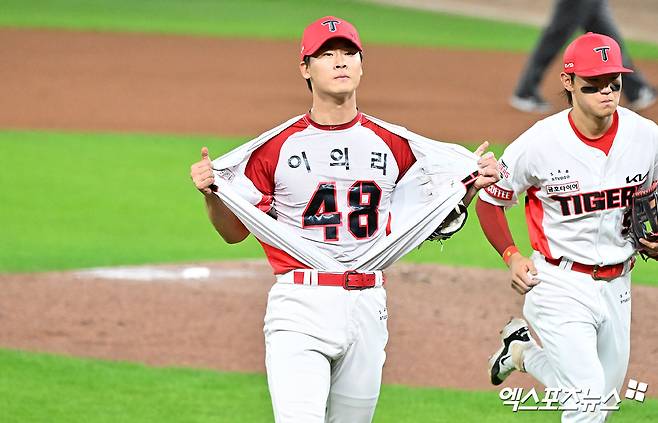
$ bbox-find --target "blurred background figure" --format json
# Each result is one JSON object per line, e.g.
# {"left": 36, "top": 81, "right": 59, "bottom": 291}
{"left": 511, "top": 0, "right": 657, "bottom": 113}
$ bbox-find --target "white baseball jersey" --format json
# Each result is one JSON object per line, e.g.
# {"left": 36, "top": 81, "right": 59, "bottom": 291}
{"left": 209, "top": 112, "right": 480, "bottom": 423}
{"left": 211, "top": 112, "right": 479, "bottom": 273}
{"left": 245, "top": 113, "right": 418, "bottom": 272}
{"left": 479, "top": 107, "right": 658, "bottom": 265}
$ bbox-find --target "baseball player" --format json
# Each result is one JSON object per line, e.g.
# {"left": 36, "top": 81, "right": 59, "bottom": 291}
{"left": 190, "top": 16, "right": 500, "bottom": 423}
{"left": 510, "top": 0, "right": 656, "bottom": 113}
{"left": 477, "top": 32, "right": 658, "bottom": 422}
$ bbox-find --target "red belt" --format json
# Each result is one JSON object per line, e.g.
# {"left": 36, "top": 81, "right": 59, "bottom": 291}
{"left": 544, "top": 257, "right": 634, "bottom": 281}
{"left": 293, "top": 270, "right": 379, "bottom": 290}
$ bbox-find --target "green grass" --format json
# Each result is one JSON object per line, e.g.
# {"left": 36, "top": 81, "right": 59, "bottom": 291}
{"left": 1, "top": 0, "right": 657, "bottom": 59}
{"left": 0, "top": 349, "right": 273, "bottom": 423}
{"left": 1, "top": 349, "right": 655, "bottom": 422}
{"left": 1, "top": 130, "right": 655, "bottom": 285}
{"left": 0, "top": 130, "right": 263, "bottom": 271}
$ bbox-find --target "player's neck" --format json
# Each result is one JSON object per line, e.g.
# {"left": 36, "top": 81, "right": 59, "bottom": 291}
{"left": 309, "top": 92, "right": 358, "bottom": 125}
{"left": 569, "top": 107, "right": 614, "bottom": 139}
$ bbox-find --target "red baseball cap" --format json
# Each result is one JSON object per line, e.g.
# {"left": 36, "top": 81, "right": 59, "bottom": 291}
{"left": 562, "top": 32, "right": 633, "bottom": 77}
{"left": 300, "top": 16, "right": 362, "bottom": 60}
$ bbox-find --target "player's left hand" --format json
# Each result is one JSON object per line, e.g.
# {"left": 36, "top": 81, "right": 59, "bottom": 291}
{"left": 473, "top": 141, "right": 501, "bottom": 190}
{"left": 639, "top": 238, "right": 658, "bottom": 258}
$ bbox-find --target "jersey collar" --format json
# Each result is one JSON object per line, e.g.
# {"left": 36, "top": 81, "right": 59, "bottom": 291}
{"left": 568, "top": 110, "right": 618, "bottom": 142}
{"left": 567, "top": 110, "right": 618, "bottom": 156}
{"left": 304, "top": 112, "right": 362, "bottom": 131}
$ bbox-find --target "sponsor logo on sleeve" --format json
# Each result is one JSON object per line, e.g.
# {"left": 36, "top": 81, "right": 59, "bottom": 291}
{"left": 485, "top": 184, "right": 514, "bottom": 201}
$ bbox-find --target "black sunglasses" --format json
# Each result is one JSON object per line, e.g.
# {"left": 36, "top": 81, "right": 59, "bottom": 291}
{"left": 580, "top": 82, "right": 621, "bottom": 94}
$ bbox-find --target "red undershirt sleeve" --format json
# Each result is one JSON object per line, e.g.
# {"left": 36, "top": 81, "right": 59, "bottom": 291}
{"left": 475, "top": 198, "right": 515, "bottom": 256}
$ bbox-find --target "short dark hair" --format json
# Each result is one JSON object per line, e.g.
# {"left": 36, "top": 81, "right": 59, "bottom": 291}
{"left": 564, "top": 73, "right": 575, "bottom": 106}
{"left": 303, "top": 56, "right": 312, "bottom": 92}
{"left": 302, "top": 52, "right": 364, "bottom": 92}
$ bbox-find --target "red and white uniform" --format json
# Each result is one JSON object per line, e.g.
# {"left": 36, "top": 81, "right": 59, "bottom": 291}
{"left": 212, "top": 113, "right": 477, "bottom": 273}
{"left": 245, "top": 112, "right": 416, "bottom": 273}
{"left": 211, "top": 112, "right": 478, "bottom": 423}
{"left": 480, "top": 106, "right": 658, "bottom": 423}
{"left": 481, "top": 107, "right": 658, "bottom": 265}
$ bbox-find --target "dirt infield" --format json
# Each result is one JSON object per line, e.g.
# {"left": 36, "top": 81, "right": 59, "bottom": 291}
{"left": 1, "top": 261, "right": 657, "bottom": 392}
{"left": 1, "top": 28, "right": 657, "bottom": 393}
{"left": 1, "top": 28, "right": 656, "bottom": 142}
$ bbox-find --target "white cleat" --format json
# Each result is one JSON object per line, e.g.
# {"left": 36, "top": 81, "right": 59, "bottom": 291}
{"left": 509, "top": 94, "right": 551, "bottom": 114}
{"left": 628, "top": 87, "right": 657, "bottom": 112}
{"left": 488, "top": 318, "right": 536, "bottom": 385}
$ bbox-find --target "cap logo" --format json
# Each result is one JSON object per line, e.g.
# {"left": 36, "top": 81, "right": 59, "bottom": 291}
{"left": 593, "top": 46, "right": 610, "bottom": 62}
{"left": 321, "top": 19, "right": 340, "bottom": 32}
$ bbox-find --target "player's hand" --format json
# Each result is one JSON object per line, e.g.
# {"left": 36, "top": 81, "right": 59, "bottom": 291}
{"left": 507, "top": 253, "right": 540, "bottom": 295}
{"left": 190, "top": 146, "right": 218, "bottom": 195}
{"left": 473, "top": 141, "right": 501, "bottom": 190}
{"left": 639, "top": 238, "right": 658, "bottom": 258}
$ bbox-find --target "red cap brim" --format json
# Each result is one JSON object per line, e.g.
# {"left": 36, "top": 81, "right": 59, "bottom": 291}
{"left": 574, "top": 65, "right": 634, "bottom": 77}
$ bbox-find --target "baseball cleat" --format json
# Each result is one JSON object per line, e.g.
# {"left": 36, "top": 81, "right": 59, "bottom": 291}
{"left": 488, "top": 317, "right": 536, "bottom": 386}
{"left": 628, "top": 86, "right": 657, "bottom": 111}
{"left": 509, "top": 94, "right": 551, "bottom": 114}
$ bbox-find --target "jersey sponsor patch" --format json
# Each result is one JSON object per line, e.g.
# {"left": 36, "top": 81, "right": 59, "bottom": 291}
{"left": 549, "top": 168, "right": 571, "bottom": 181}
{"left": 626, "top": 171, "right": 648, "bottom": 184}
{"left": 485, "top": 184, "right": 513, "bottom": 201}
{"left": 546, "top": 181, "right": 580, "bottom": 195}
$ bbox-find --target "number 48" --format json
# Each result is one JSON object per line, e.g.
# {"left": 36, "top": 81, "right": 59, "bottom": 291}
{"left": 302, "top": 181, "right": 382, "bottom": 241}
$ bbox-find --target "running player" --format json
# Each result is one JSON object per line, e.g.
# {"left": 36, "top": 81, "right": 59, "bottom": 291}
{"left": 478, "top": 32, "right": 658, "bottom": 422}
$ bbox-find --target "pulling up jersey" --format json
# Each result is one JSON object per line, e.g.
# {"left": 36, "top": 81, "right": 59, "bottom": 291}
{"left": 211, "top": 112, "right": 479, "bottom": 274}
{"left": 245, "top": 113, "right": 416, "bottom": 273}
{"left": 479, "top": 107, "right": 658, "bottom": 265}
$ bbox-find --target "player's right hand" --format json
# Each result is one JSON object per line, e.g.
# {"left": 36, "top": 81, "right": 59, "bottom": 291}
{"left": 190, "top": 146, "right": 217, "bottom": 195}
{"left": 507, "top": 253, "right": 539, "bottom": 295}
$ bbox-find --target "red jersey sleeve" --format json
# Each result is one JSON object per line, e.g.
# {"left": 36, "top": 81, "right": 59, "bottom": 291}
{"left": 244, "top": 118, "right": 308, "bottom": 212}
{"left": 244, "top": 143, "right": 277, "bottom": 196}
{"left": 361, "top": 117, "right": 416, "bottom": 182}
{"left": 244, "top": 145, "right": 277, "bottom": 213}
{"left": 475, "top": 198, "right": 515, "bottom": 256}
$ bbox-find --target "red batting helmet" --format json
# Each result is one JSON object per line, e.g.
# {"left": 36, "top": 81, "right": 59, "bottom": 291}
{"left": 562, "top": 32, "right": 633, "bottom": 77}
{"left": 300, "top": 16, "right": 362, "bottom": 60}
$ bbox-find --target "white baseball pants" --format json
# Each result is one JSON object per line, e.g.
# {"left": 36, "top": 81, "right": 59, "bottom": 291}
{"left": 264, "top": 282, "right": 388, "bottom": 423}
{"left": 523, "top": 253, "right": 632, "bottom": 423}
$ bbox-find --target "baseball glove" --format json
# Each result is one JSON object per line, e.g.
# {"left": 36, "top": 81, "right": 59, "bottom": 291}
{"left": 427, "top": 202, "right": 468, "bottom": 242}
{"left": 622, "top": 181, "right": 658, "bottom": 260}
